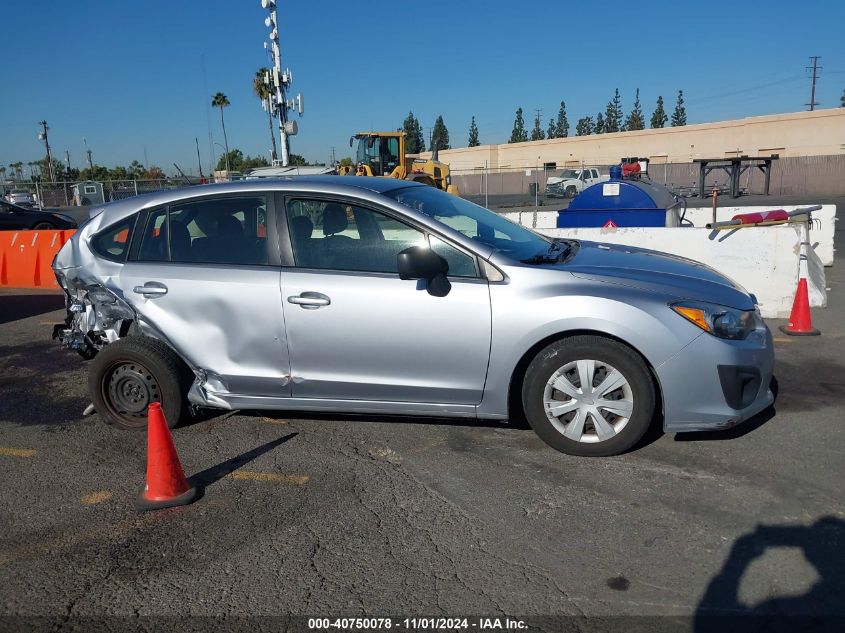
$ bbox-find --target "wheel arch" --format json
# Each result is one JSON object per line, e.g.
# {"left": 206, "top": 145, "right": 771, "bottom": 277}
{"left": 506, "top": 328, "right": 665, "bottom": 426}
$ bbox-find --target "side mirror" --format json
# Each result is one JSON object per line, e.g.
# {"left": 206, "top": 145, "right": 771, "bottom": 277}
{"left": 397, "top": 246, "right": 451, "bottom": 297}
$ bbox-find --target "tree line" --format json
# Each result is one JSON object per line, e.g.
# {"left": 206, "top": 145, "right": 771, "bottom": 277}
{"left": 0, "top": 158, "right": 168, "bottom": 183}
{"left": 519, "top": 89, "right": 686, "bottom": 141}
{"left": 397, "top": 89, "right": 687, "bottom": 157}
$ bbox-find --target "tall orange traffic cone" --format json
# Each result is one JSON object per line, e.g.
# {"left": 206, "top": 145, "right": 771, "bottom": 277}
{"left": 137, "top": 403, "right": 196, "bottom": 511}
{"left": 779, "top": 278, "right": 820, "bottom": 336}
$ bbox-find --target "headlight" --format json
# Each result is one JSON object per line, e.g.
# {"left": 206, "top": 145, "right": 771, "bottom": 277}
{"left": 670, "top": 301, "right": 760, "bottom": 340}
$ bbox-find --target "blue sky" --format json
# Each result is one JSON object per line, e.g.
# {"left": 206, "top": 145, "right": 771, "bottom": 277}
{"left": 2, "top": 0, "right": 844, "bottom": 174}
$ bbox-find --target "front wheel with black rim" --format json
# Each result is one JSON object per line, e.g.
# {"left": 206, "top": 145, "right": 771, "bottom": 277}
{"left": 89, "top": 337, "right": 188, "bottom": 430}
{"left": 522, "top": 335, "right": 656, "bottom": 457}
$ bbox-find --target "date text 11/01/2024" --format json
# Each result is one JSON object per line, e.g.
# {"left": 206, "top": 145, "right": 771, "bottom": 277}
{"left": 308, "top": 618, "right": 528, "bottom": 630}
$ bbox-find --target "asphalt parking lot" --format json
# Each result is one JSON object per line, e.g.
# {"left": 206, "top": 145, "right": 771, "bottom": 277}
{"left": 0, "top": 199, "right": 843, "bottom": 632}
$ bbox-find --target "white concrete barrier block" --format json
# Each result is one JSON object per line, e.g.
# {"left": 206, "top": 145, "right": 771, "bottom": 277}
{"left": 684, "top": 204, "right": 837, "bottom": 266}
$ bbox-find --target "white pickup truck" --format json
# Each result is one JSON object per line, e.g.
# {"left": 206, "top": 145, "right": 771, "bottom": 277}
{"left": 544, "top": 168, "right": 609, "bottom": 198}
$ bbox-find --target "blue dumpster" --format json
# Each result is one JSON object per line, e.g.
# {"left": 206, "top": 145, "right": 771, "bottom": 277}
{"left": 557, "top": 166, "right": 682, "bottom": 228}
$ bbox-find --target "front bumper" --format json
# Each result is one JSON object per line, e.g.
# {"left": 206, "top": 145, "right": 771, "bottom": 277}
{"left": 655, "top": 325, "right": 775, "bottom": 433}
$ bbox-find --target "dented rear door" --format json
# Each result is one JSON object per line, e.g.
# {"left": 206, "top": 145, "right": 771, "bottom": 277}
{"left": 116, "top": 193, "right": 291, "bottom": 398}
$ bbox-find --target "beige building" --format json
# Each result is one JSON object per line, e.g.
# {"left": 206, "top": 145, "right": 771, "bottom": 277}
{"left": 420, "top": 108, "right": 845, "bottom": 173}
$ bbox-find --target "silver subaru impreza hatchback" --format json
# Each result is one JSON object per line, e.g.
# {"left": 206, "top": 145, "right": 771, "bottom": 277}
{"left": 52, "top": 177, "right": 774, "bottom": 456}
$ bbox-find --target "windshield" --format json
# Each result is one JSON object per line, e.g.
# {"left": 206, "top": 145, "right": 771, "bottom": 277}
{"left": 385, "top": 186, "right": 551, "bottom": 261}
{"left": 356, "top": 136, "right": 400, "bottom": 176}
{"left": 559, "top": 170, "right": 579, "bottom": 179}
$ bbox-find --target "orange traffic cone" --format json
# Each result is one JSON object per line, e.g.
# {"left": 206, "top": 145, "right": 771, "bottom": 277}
{"left": 779, "top": 278, "right": 820, "bottom": 336}
{"left": 137, "top": 403, "right": 196, "bottom": 511}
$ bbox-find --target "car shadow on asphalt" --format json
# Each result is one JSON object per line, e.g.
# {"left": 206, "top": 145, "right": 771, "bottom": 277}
{"left": 188, "top": 432, "right": 298, "bottom": 501}
{"left": 0, "top": 293, "right": 65, "bottom": 325}
{"left": 693, "top": 516, "right": 845, "bottom": 632}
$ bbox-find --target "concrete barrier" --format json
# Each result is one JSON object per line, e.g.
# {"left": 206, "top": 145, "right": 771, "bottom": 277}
{"left": 0, "top": 230, "right": 76, "bottom": 290}
{"left": 536, "top": 225, "right": 824, "bottom": 319}
{"left": 683, "top": 204, "right": 837, "bottom": 266}
{"left": 502, "top": 210, "right": 558, "bottom": 230}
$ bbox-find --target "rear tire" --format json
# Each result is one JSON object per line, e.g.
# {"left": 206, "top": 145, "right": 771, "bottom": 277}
{"left": 89, "top": 337, "right": 189, "bottom": 430}
{"left": 522, "top": 335, "right": 655, "bottom": 457}
{"left": 32, "top": 222, "right": 54, "bottom": 230}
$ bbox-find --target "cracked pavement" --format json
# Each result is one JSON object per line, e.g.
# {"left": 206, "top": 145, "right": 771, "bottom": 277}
{"left": 0, "top": 207, "right": 843, "bottom": 632}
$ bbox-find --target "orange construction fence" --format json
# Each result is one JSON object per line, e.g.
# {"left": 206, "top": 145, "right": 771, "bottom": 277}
{"left": 0, "top": 230, "right": 77, "bottom": 290}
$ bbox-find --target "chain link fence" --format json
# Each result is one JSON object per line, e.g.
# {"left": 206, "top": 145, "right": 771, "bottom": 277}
{"left": 2, "top": 177, "right": 199, "bottom": 208}
{"left": 451, "top": 154, "right": 845, "bottom": 208}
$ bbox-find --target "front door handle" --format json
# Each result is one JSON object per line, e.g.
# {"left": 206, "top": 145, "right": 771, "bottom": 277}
{"left": 287, "top": 291, "right": 330, "bottom": 309}
{"left": 133, "top": 282, "right": 168, "bottom": 298}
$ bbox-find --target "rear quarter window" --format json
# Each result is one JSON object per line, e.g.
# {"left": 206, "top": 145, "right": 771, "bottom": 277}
{"left": 91, "top": 214, "right": 137, "bottom": 262}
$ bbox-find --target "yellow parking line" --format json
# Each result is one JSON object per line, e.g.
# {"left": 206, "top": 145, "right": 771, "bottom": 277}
{"left": 82, "top": 491, "right": 114, "bottom": 505}
{"left": 226, "top": 470, "right": 308, "bottom": 485}
{"left": 0, "top": 447, "right": 36, "bottom": 458}
{"left": 259, "top": 417, "right": 288, "bottom": 425}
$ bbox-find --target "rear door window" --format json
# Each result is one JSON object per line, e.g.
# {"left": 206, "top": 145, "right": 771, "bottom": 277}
{"left": 136, "top": 196, "right": 269, "bottom": 265}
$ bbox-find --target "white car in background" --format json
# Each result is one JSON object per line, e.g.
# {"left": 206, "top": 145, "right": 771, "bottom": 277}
{"left": 5, "top": 189, "right": 36, "bottom": 208}
{"left": 545, "top": 168, "right": 609, "bottom": 198}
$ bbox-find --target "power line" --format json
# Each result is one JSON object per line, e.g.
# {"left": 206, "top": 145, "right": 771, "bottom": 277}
{"left": 806, "top": 56, "right": 822, "bottom": 111}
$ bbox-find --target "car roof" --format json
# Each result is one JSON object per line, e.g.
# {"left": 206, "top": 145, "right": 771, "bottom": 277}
{"left": 88, "top": 176, "right": 426, "bottom": 224}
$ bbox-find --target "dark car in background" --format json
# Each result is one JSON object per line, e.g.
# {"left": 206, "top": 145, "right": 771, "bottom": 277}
{"left": 0, "top": 199, "right": 78, "bottom": 230}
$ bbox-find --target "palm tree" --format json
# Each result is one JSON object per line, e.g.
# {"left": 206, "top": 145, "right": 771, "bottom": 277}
{"left": 10, "top": 161, "right": 23, "bottom": 180}
{"left": 253, "top": 68, "right": 278, "bottom": 162}
{"left": 211, "top": 92, "right": 231, "bottom": 172}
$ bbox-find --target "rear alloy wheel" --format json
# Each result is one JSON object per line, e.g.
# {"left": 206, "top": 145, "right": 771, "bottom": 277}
{"left": 522, "top": 335, "right": 655, "bottom": 456}
{"left": 89, "top": 337, "right": 188, "bottom": 430}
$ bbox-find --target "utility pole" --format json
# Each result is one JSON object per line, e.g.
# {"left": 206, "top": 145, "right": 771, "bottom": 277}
{"left": 83, "top": 137, "right": 94, "bottom": 176}
{"left": 261, "top": 0, "right": 303, "bottom": 167}
{"left": 37, "top": 120, "right": 55, "bottom": 183}
{"left": 330, "top": 146, "right": 336, "bottom": 167}
{"left": 806, "top": 56, "right": 822, "bottom": 111}
{"left": 65, "top": 150, "right": 71, "bottom": 178}
{"left": 195, "top": 137, "right": 205, "bottom": 181}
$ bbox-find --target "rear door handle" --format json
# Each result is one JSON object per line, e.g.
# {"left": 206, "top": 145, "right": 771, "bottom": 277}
{"left": 133, "top": 282, "right": 168, "bottom": 298}
{"left": 287, "top": 292, "right": 330, "bottom": 309}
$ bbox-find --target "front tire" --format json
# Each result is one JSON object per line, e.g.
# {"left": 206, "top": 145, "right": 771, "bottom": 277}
{"left": 32, "top": 221, "right": 54, "bottom": 230}
{"left": 522, "top": 335, "right": 655, "bottom": 457}
{"left": 565, "top": 185, "right": 578, "bottom": 199}
{"left": 89, "top": 337, "right": 189, "bottom": 430}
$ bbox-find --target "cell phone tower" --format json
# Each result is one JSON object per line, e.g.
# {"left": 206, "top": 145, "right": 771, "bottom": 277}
{"left": 261, "top": 0, "right": 303, "bottom": 167}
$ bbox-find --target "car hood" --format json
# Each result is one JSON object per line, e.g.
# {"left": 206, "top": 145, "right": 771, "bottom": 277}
{"left": 556, "top": 240, "right": 754, "bottom": 310}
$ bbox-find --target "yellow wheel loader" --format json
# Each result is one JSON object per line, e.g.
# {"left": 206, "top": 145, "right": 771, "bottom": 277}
{"left": 339, "top": 131, "right": 459, "bottom": 195}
